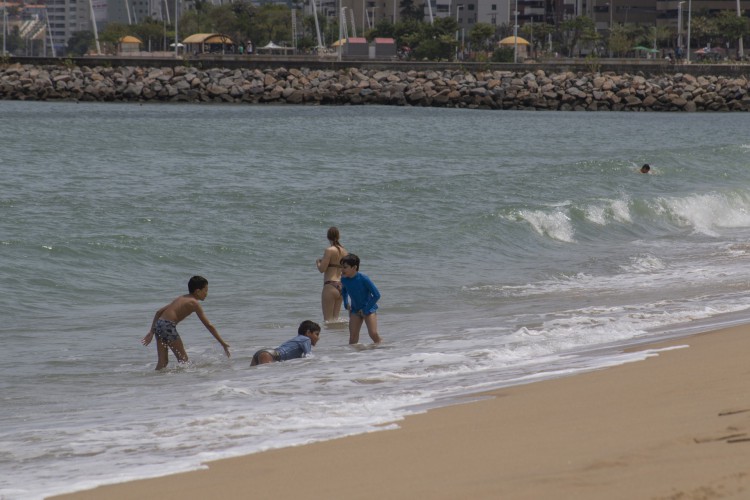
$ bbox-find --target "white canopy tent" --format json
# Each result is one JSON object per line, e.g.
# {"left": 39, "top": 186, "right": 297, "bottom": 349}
{"left": 257, "top": 41, "right": 295, "bottom": 54}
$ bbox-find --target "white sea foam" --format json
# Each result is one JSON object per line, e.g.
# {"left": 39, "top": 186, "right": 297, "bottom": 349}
{"left": 516, "top": 208, "right": 576, "bottom": 242}
{"left": 658, "top": 191, "right": 750, "bottom": 236}
{"left": 609, "top": 197, "right": 632, "bottom": 223}
{"left": 584, "top": 204, "right": 608, "bottom": 225}
{"left": 619, "top": 254, "right": 666, "bottom": 273}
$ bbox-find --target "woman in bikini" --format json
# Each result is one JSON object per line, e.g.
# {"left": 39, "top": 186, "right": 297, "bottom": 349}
{"left": 316, "top": 226, "right": 347, "bottom": 322}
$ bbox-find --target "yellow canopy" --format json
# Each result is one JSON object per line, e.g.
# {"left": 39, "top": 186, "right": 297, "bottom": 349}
{"left": 204, "top": 34, "right": 234, "bottom": 45}
{"left": 182, "top": 33, "right": 234, "bottom": 45}
{"left": 118, "top": 36, "right": 142, "bottom": 44}
{"left": 498, "top": 36, "right": 530, "bottom": 46}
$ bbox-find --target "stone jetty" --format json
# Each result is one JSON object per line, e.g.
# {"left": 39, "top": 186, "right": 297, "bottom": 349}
{"left": 2, "top": 62, "right": 750, "bottom": 111}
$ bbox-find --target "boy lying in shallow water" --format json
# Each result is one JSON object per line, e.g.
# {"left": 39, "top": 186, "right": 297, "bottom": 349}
{"left": 251, "top": 320, "right": 321, "bottom": 366}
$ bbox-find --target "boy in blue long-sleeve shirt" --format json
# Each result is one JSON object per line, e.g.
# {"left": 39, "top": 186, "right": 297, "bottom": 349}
{"left": 341, "top": 253, "right": 382, "bottom": 345}
{"left": 251, "top": 320, "right": 321, "bottom": 366}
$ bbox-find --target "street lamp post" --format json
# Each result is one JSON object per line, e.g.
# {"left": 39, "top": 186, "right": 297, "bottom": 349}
{"left": 338, "top": 1, "right": 343, "bottom": 62}
{"left": 455, "top": 5, "right": 463, "bottom": 61}
{"left": 677, "top": 1, "right": 684, "bottom": 50}
{"left": 605, "top": 1, "right": 613, "bottom": 58}
{"left": 160, "top": 6, "right": 165, "bottom": 51}
{"left": 2, "top": 3, "right": 6, "bottom": 56}
{"left": 737, "top": 0, "right": 744, "bottom": 59}
{"left": 513, "top": 0, "right": 518, "bottom": 63}
{"left": 88, "top": 0, "right": 101, "bottom": 54}
{"left": 686, "top": 0, "right": 692, "bottom": 63}
{"left": 174, "top": 0, "right": 179, "bottom": 58}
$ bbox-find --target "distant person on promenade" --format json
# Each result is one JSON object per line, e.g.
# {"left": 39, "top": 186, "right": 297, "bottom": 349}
{"left": 316, "top": 226, "right": 347, "bottom": 322}
{"left": 142, "top": 276, "right": 230, "bottom": 370}
{"left": 251, "top": 320, "right": 321, "bottom": 365}
{"left": 341, "top": 254, "right": 382, "bottom": 345}
{"left": 640, "top": 164, "right": 651, "bottom": 174}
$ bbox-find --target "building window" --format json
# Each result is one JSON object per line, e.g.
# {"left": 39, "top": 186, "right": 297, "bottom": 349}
{"left": 491, "top": 4, "right": 496, "bottom": 10}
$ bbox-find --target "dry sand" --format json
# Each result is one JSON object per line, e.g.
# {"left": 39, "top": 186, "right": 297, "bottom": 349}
{"left": 53, "top": 324, "right": 750, "bottom": 500}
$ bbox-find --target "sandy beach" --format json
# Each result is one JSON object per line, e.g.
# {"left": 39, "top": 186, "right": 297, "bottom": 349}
{"left": 53, "top": 324, "right": 750, "bottom": 500}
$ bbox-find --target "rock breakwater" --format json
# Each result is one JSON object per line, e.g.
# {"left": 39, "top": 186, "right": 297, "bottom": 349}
{"left": 2, "top": 63, "right": 750, "bottom": 111}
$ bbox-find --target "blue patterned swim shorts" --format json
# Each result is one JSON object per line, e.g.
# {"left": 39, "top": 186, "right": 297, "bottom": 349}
{"left": 154, "top": 319, "right": 180, "bottom": 343}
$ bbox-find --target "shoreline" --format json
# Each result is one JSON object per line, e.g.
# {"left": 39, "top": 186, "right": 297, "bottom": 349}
{"left": 52, "top": 322, "right": 750, "bottom": 500}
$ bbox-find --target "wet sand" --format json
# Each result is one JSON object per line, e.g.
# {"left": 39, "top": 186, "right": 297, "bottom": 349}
{"left": 52, "top": 324, "right": 750, "bottom": 500}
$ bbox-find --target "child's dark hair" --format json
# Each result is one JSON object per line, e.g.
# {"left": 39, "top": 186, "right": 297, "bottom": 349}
{"left": 188, "top": 275, "right": 208, "bottom": 294}
{"left": 341, "top": 253, "right": 360, "bottom": 270}
{"left": 298, "top": 320, "right": 321, "bottom": 335}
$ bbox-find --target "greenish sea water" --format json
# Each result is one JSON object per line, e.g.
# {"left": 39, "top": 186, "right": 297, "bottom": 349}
{"left": 2, "top": 101, "right": 750, "bottom": 499}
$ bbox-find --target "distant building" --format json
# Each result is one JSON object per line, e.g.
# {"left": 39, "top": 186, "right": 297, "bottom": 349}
{"left": 2, "top": 1, "right": 50, "bottom": 55}
{"left": 46, "top": 0, "right": 93, "bottom": 54}
{"left": 107, "top": 0, "right": 180, "bottom": 25}
{"left": 92, "top": 0, "right": 106, "bottom": 25}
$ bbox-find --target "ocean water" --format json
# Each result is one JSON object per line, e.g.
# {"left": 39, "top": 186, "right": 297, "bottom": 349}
{"left": 2, "top": 101, "right": 750, "bottom": 499}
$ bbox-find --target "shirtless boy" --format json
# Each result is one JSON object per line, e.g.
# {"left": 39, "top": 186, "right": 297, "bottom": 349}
{"left": 142, "top": 276, "right": 230, "bottom": 370}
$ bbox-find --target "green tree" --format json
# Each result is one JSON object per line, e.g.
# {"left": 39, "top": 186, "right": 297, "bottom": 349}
{"left": 67, "top": 31, "right": 94, "bottom": 56}
{"left": 389, "top": 16, "right": 456, "bottom": 60}
{"left": 607, "top": 25, "right": 631, "bottom": 56}
{"left": 368, "top": 18, "right": 430, "bottom": 53}
{"left": 297, "top": 35, "right": 316, "bottom": 51}
{"left": 232, "top": 2, "right": 257, "bottom": 38}
{"left": 211, "top": 5, "right": 243, "bottom": 33}
{"left": 521, "top": 22, "right": 554, "bottom": 54}
{"left": 133, "top": 18, "right": 169, "bottom": 51}
{"left": 715, "top": 10, "right": 750, "bottom": 52}
{"left": 322, "top": 19, "right": 340, "bottom": 46}
{"left": 638, "top": 25, "right": 672, "bottom": 51}
{"left": 179, "top": 3, "right": 220, "bottom": 35}
{"left": 6, "top": 25, "right": 25, "bottom": 54}
{"left": 413, "top": 35, "right": 455, "bottom": 60}
{"left": 99, "top": 22, "right": 133, "bottom": 53}
{"left": 393, "top": 18, "right": 422, "bottom": 46}
{"left": 560, "top": 16, "right": 597, "bottom": 56}
{"left": 425, "top": 16, "right": 458, "bottom": 38}
{"left": 399, "top": 0, "right": 422, "bottom": 21}
{"left": 689, "top": 15, "right": 718, "bottom": 48}
{"left": 469, "top": 22, "right": 495, "bottom": 51}
{"left": 491, "top": 46, "right": 514, "bottom": 62}
{"left": 369, "top": 19, "right": 396, "bottom": 40}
